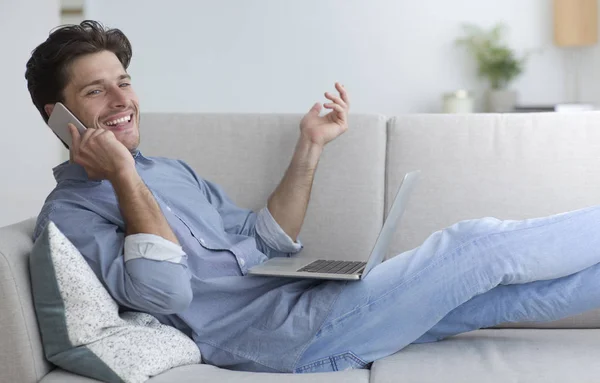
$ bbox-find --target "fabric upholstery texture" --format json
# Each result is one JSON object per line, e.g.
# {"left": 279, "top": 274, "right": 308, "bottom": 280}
{"left": 40, "top": 365, "right": 369, "bottom": 383}
{"left": 0, "top": 218, "right": 51, "bottom": 383}
{"left": 370, "top": 329, "right": 600, "bottom": 383}
{"left": 3, "top": 112, "right": 600, "bottom": 382}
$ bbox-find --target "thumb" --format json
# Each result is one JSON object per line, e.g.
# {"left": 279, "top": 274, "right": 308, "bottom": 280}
{"left": 308, "top": 102, "right": 322, "bottom": 116}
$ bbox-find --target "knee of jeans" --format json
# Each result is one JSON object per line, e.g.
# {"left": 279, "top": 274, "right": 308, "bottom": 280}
{"left": 294, "top": 351, "right": 370, "bottom": 373}
{"left": 445, "top": 217, "right": 504, "bottom": 244}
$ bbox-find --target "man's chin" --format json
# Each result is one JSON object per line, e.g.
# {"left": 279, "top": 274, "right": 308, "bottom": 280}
{"left": 114, "top": 128, "right": 139, "bottom": 148}
{"left": 124, "top": 139, "right": 140, "bottom": 152}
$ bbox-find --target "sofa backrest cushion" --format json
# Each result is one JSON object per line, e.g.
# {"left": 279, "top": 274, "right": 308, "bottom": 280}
{"left": 385, "top": 112, "right": 600, "bottom": 328}
{"left": 139, "top": 113, "right": 387, "bottom": 261}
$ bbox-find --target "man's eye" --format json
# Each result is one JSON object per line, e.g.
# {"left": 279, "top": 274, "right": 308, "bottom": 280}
{"left": 87, "top": 89, "right": 101, "bottom": 96}
{"left": 119, "top": 83, "right": 131, "bottom": 88}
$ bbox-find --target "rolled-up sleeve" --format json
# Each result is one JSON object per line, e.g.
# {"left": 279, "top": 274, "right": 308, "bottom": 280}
{"left": 35, "top": 202, "right": 193, "bottom": 315}
{"left": 124, "top": 233, "right": 186, "bottom": 263}
{"left": 255, "top": 207, "right": 303, "bottom": 253}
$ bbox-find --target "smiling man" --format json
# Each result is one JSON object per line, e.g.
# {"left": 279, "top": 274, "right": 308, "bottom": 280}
{"left": 26, "top": 20, "right": 354, "bottom": 373}
{"left": 25, "top": 20, "right": 600, "bottom": 375}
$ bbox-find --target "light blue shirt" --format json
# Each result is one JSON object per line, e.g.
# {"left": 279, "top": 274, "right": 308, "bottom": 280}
{"left": 33, "top": 151, "right": 346, "bottom": 372}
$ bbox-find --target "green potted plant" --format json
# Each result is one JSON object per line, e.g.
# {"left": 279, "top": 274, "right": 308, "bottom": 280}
{"left": 456, "top": 23, "right": 529, "bottom": 112}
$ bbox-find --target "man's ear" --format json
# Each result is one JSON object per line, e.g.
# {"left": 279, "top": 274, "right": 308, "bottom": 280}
{"left": 44, "top": 103, "right": 55, "bottom": 119}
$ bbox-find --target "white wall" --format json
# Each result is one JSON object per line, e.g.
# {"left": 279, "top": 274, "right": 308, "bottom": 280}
{"left": 86, "top": 0, "right": 574, "bottom": 114}
{"left": 0, "top": 0, "right": 64, "bottom": 227}
{"left": 1, "top": 0, "right": 595, "bottom": 226}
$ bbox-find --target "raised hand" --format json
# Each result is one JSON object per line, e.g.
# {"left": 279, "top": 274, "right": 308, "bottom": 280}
{"left": 299, "top": 82, "right": 350, "bottom": 148}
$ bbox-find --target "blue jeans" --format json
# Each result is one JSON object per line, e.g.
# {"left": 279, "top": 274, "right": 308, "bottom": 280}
{"left": 294, "top": 205, "right": 600, "bottom": 373}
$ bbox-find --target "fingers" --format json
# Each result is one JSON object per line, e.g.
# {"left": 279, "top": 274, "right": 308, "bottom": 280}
{"left": 80, "top": 128, "right": 104, "bottom": 149}
{"left": 323, "top": 103, "right": 346, "bottom": 120}
{"left": 324, "top": 82, "right": 350, "bottom": 114}
{"left": 324, "top": 91, "right": 348, "bottom": 109}
{"left": 79, "top": 128, "right": 94, "bottom": 148}
{"left": 68, "top": 124, "right": 81, "bottom": 153}
{"left": 309, "top": 102, "right": 322, "bottom": 115}
{"left": 335, "top": 82, "right": 350, "bottom": 107}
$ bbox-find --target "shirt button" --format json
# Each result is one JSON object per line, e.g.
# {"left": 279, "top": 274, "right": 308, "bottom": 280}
{"left": 239, "top": 258, "right": 246, "bottom": 267}
{"left": 199, "top": 238, "right": 206, "bottom": 246}
{"left": 166, "top": 205, "right": 172, "bottom": 212}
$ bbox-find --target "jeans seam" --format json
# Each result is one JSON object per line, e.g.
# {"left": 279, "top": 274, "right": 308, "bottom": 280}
{"left": 295, "top": 351, "right": 369, "bottom": 373}
{"left": 331, "top": 356, "right": 338, "bottom": 371}
{"left": 343, "top": 351, "right": 368, "bottom": 367}
{"left": 318, "top": 206, "right": 599, "bottom": 333}
{"left": 295, "top": 356, "right": 335, "bottom": 372}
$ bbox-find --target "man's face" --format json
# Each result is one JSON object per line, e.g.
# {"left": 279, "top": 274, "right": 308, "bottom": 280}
{"left": 46, "top": 50, "right": 141, "bottom": 151}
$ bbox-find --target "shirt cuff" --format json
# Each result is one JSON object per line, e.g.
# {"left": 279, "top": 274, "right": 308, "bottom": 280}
{"left": 124, "top": 233, "right": 186, "bottom": 263}
{"left": 255, "top": 207, "right": 303, "bottom": 253}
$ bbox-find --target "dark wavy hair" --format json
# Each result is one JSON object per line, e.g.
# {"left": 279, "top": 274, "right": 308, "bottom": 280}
{"left": 25, "top": 20, "right": 132, "bottom": 123}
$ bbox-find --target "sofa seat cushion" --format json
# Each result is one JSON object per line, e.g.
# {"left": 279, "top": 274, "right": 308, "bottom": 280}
{"left": 370, "top": 328, "right": 600, "bottom": 383}
{"left": 40, "top": 365, "right": 370, "bottom": 383}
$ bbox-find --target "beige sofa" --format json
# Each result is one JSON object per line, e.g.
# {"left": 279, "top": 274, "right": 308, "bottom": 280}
{"left": 3, "top": 112, "right": 600, "bottom": 382}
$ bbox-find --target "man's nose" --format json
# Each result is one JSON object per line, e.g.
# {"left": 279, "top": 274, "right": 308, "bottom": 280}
{"left": 109, "top": 87, "right": 128, "bottom": 108}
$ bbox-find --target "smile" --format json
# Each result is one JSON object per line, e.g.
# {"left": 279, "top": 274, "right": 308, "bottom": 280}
{"left": 102, "top": 113, "right": 134, "bottom": 131}
{"left": 104, "top": 114, "right": 131, "bottom": 126}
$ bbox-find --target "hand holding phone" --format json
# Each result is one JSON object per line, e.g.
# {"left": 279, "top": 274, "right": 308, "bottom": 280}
{"left": 48, "top": 102, "right": 135, "bottom": 180}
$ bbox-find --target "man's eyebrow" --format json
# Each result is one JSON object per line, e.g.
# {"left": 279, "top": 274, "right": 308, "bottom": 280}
{"left": 78, "top": 74, "right": 132, "bottom": 92}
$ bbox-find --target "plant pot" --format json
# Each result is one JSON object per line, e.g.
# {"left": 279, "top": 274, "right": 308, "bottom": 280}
{"left": 486, "top": 89, "right": 518, "bottom": 113}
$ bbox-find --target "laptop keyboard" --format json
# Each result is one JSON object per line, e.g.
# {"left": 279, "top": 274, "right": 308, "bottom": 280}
{"left": 297, "top": 260, "right": 366, "bottom": 275}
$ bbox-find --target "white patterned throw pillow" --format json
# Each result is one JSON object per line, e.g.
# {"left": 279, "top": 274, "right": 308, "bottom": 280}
{"left": 30, "top": 221, "right": 201, "bottom": 383}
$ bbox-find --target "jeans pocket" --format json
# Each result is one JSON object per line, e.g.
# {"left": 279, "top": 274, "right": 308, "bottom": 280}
{"left": 295, "top": 351, "right": 370, "bottom": 373}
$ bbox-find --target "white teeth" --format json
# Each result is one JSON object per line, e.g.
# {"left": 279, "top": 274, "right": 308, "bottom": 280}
{"left": 105, "top": 115, "right": 131, "bottom": 126}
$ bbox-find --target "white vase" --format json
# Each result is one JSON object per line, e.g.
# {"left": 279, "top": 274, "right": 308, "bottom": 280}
{"left": 442, "top": 90, "right": 474, "bottom": 113}
{"left": 486, "top": 89, "right": 518, "bottom": 113}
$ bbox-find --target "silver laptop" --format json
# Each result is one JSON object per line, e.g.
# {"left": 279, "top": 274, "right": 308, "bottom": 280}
{"left": 248, "top": 170, "right": 421, "bottom": 281}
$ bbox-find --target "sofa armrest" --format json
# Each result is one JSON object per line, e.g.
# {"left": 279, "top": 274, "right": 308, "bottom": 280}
{"left": 0, "top": 218, "right": 53, "bottom": 383}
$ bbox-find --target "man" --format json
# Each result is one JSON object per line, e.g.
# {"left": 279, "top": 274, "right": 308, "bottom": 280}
{"left": 27, "top": 20, "right": 600, "bottom": 374}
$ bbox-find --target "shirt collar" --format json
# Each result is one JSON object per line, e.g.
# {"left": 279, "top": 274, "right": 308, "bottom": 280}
{"left": 53, "top": 149, "right": 151, "bottom": 183}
